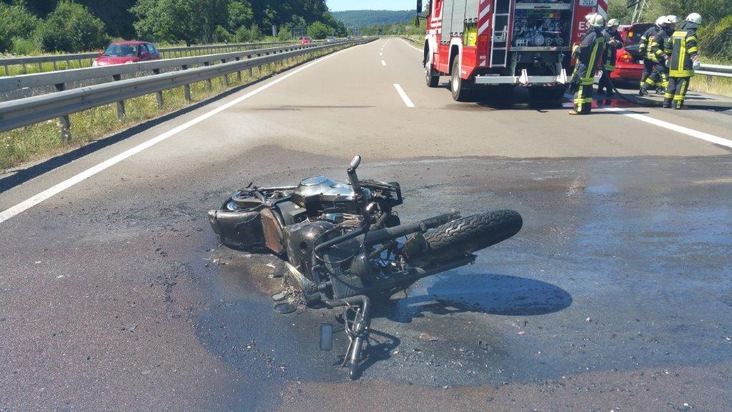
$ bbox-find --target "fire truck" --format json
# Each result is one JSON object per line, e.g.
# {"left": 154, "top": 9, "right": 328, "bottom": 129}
{"left": 421, "top": 0, "right": 608, "bottom": 102}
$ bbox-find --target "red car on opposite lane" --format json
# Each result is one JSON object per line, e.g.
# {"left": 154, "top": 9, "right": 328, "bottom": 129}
{"left": 93, "top": 40, "right": 161, "bottom": 66}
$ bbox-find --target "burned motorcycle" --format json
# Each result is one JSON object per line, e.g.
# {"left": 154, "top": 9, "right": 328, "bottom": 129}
{"left": 208, "top": 155, "right": 522, "bottom": 379}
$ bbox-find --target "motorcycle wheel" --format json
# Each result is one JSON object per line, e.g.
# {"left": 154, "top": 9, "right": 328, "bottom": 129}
{"left": 408, "top": 210, "right": 522, "bottom": 265}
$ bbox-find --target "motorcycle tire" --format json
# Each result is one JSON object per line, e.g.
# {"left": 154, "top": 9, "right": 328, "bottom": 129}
{"left": 406, "top": 209, "right": 522, "bottom": 265}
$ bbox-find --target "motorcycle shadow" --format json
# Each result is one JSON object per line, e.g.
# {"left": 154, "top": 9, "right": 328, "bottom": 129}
{"left": 379, "top": 272, "right": 572, "bottom": 323}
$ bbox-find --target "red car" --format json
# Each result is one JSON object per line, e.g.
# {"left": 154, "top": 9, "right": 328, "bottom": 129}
{"left": 299, "top": 36, "right": 313, "bottom": 44}
{"left": 610, "top": 23, "right": 654, "bottom": 83}
{"left": 93, "top": 40, "right": 161, "bottom": 66}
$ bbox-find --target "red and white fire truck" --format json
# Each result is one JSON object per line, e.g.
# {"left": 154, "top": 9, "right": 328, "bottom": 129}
{"left": 421, "top": 0, "right": 608, "bottom": 101}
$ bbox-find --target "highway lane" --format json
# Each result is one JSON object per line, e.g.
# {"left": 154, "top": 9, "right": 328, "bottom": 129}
{"left": 1, "top": 38, "right": 731, "bottom": 410}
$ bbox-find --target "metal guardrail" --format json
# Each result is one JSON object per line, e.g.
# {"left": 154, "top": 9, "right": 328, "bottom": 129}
{"left": 0, "top": 44, "right": 318, "bottom": 97}
{"left": 0, "top": 39, "right": 371, "bottom": 137}
{"left": 0, "top": 41, "right": 299, "bottom": 75}
{"left": 696, "top": 63, "right": 732, "bottom": 78}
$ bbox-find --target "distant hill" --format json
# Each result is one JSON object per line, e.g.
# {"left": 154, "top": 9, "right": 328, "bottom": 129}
{"left": 331, "top": 10, "right": 415, "bottom": 28}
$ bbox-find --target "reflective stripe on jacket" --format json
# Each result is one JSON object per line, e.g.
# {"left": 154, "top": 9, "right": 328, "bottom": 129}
{"left": 669, "top": 26, "right": 698, "bottom": 78}
{"left": 638, "top": 26, "right": 658, "bottom": 58}
{"left": 576, "top": 28, "right": 606, "bottom": 80}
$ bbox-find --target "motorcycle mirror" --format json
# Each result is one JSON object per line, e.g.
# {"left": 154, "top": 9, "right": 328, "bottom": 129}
{"left": 319, "top": 323, "right": 334, "bottom": 351}
{"left": 349, "top": 155, "right": 361, "bottom": 170}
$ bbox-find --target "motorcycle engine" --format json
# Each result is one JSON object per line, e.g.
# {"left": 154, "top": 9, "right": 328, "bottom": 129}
{"left": 291, "top": 175, "right": 370, "bottom": 215}
{"left": 283, "top": 220, "right": 334, "bottom": 279}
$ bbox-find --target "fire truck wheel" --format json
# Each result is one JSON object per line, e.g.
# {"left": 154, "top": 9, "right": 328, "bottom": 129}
{"left": 425, "top": 63, "right": 439, "bottom": 87}
{"left": 451, "top": 58, "right": 472, "bottom": 102}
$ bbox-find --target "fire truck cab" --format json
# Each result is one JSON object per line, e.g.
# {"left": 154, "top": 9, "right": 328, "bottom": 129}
{"left": 421, "top": 0, "right": 607, "bottom": 102}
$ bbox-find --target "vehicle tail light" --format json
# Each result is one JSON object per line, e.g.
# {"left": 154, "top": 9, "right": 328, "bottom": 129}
{"left": 618, "top": 51, "right": 634, "bottom": 64}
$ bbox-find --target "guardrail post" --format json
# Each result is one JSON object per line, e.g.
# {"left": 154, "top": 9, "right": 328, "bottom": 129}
{"left": 112, "top": 74, "right": 126, "bottom": 120}
{"left": 184, "top": 84, "right": 192, "bottom": 102}
{"left": 153, "top": 69, "right": 164, "bottom": 108}
{"left": 54, "top": 83, "right": 71, "bottom": 143}
{"left": 221, "top": 59, "right": 229, "bottom": 87}
{"left": 203, "top": 62, "right": 212, "bottom": 91}
{"left": 235, "top": 57, "right": 242, "bottom": 81}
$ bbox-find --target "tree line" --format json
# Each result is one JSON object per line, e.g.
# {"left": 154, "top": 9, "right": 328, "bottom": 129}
{"left": 2, "top": 0, "right": 730, "bottom": 63}
{"left": 0, "top": 0, "right": 348, "bottom": 54}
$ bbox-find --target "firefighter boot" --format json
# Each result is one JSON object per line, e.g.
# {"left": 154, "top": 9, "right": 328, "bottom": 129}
{"left": 663, "top": 98, "right": 672, "bottom": 108}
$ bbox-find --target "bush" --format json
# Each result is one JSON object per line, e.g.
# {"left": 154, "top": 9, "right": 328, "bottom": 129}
{"left": 698, "top": 15, "right": 732, "bottom": 62}
{"left": 307, "top": 21, "right": 331, "bottom": 40}
{"left": 36, "top": 1, "right": 108, "bottom": 53}
{"left": 233, "top": 24, "right": 262, "bottom": 43}
{"left": 0, "top": 2, "right": 40, "bottom": 53}
{"left": 11, "top": 37, "right": 39, "bottom": 55}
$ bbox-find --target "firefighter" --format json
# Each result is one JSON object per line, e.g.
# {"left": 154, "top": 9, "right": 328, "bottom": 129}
{"left": 664, "top": 13, "right": 702, "bottom": 109}
{"left": 568, "top": 13, "right": 606, "bottom": 115}
{"left": 638, "top": 16, "right": 665, "bottom": 95}
{"left": 597, "top": 18, "right": 624, "bottom": 97}
{"left": 640, "top": 16, "right": 673, "bottom": 96}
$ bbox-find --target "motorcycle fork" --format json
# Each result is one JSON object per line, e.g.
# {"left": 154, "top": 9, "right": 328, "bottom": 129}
{"left": 324, "top": 295, "right": 371, "bottom": 380}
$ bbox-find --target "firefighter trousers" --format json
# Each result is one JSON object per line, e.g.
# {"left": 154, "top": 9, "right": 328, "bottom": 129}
{"left": 642, "top": 62, "right": 668, "bottom": 92}
{"left": 664, "top": 76, "right": 691, "bottom": 109}
{"left": 640, "top": 59, "right": 655, "bottom": 88}
{"left": 570, "top": 63, "right": 594, "bottom": 114}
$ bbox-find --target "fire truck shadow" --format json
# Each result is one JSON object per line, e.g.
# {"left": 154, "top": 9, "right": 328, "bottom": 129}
{"left": 463, "top": 87, "right": 568, "bottom": 111}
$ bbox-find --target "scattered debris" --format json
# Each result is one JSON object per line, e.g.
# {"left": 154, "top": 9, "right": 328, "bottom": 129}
{"left": 420, "top": 332, "right": 439, "bottom": 342}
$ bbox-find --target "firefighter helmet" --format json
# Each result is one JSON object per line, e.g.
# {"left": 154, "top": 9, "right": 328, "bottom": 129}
{"left": 607, "top": 18, "right": 619, "bottom": 27}
{"left": 588, "top": 13, "right": 605, "bottom": 28}
{"left": 666, "top": 15, "right": 680, "bottom": 25}
{"left": 686, "top": 13, "right": 702, "bottom": 25}
{"left": 655, "top": 16, "right": 666, "bottom": 27}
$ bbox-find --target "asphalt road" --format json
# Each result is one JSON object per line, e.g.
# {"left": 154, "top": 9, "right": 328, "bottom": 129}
{"left": 1, "top": 38, "right": 731, "bottom": 411}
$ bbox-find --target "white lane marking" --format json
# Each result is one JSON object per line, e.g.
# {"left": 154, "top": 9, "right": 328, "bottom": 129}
{"left": 0, "top": 54, "right": 337, "bottom": 224}
{"left": 381, "top": 60, "right": 386, "bottom": 66}
{"left": 603, "top": 107, "right": 732, "bottom": 149}
{"left": 394, "top": 84, "right": 415, "bottom": 108}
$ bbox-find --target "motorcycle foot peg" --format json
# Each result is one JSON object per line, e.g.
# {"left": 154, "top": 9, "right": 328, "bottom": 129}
{"left": 319, "top": 323, "right": 334, "bottom": 351}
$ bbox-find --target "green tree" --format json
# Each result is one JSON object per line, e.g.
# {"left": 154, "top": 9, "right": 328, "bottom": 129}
{"left": 0, "top": 2, "right": 40, "bottom": 53}
{"left": 131, "top": 0, "right": 196, "bottom": 45}
{"left": 35, "top": 0, "right": 107, "bottom": 52}
{"left": 228, "top": 0, "right": 253, "bottom": 32}
{"left": 307, "top": 21, "right": 331, "bottom": 39}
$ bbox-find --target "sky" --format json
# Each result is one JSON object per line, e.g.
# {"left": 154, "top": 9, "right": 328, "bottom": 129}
{"left": 326, "top": 0, "right": 416, "bottom": 12}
